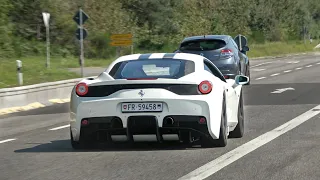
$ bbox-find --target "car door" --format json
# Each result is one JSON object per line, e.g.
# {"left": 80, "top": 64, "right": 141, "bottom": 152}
{"left": 230, "top": 38, "right": 246, "bottom": 75}
{"left": 203, "top": 58, "right": 238, "bottom": 123}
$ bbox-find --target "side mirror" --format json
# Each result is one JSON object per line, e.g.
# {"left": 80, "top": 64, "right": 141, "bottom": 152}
{"left": 242, "top": 46, "right": 250, "bottom": 52}
{"left": 235, "top": 75, "right": 249, "bottom": 85}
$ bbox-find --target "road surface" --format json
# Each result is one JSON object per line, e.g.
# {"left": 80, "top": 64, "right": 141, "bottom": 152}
{"left": 1, "top": 53, "right": 320, "bottom": 180}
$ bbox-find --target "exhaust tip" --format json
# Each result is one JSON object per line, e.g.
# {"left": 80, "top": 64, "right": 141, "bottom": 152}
{"left": 164, "top": 117, "right": 174, "bottom": 125}
{"left": 111, "top": 117, "right": 123, "bottom": 128}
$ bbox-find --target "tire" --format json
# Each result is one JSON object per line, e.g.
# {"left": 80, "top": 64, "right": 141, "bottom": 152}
{"left": 245, "top": 66, "right": 250, "bottom": 85}
{"left": 70, "top": 129, "right": 83, "bottom": 150}
{"left": 201, "top": 96, "right": 228, "bottom": 148}
{"left": 229, "top": 91, "right": 244, "bottom": 138}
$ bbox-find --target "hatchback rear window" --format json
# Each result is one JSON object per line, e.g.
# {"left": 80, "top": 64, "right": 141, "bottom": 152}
{"left": 180, "top": 39, "right": 226, "bottom": 51}
{"left": 109, "top": 59, "right": 195, "bottom": 79}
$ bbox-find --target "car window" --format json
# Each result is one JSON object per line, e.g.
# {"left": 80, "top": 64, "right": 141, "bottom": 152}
{"left": 109, "top": 59, "right": 195, "bottom": 79}
{"left": 180, "top": 39, "right": 226, "bottom": 51}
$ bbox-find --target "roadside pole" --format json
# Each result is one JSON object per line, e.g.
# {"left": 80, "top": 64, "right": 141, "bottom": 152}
{"left": 16, "top": 60, "right": 23, "bottom": 86}
{"left": 131, "top": 44, "right": 134, "bottom": 54}
{"left": 42, "top": 12, "right": 50, "bottom": 68}
{"left": 73, "top": 8, "right": 89, "bottom": 78}
{"left": 79, "top": 8, "right": 84, "bottom": 77}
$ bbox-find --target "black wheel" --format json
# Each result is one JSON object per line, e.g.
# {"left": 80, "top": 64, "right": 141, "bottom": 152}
{"left": 201, "top": 96, "right": 228, "bottom": 148}
{"left": 229, "top": 91, "right": 244, "bottom": 138}
{"left": 245, "top": 66, "right": 250, "bottom": 85}
{"left": 70, "top": 129, "right": 83, "bottom": 150}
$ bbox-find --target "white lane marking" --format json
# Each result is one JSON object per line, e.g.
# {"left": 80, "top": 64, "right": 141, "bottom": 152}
{"left": 270, "top": 73, "right": 280, "bottom": 76}
{"left": 252, "top": 68, "right": 265, "bottom": 72}
{"left": 295, "top": 67, "right": 302, "bottom": 70}
{"left": 255, "top": 77, "right": 266, "bottom": 80}
{"left": 251, "top": 62, "right": 272, "bottom": 68}
{"left": 284, "top": 70, "right": 292, "bottom": 73}
{"left": 49, "top": 124, "right": 70, "bottom": 131}
{"left": 306, "top": 65, "right": 313, "bottom": 68}
{"left": 287, "top": 61, "right": 299, "bottom": 64}
{"left": 0, "top": 139, "right": 16, "bottom": 144}
{"left": 317, "top": 62, "right": 320, "bottom": 65}
{"left": 177, "top": 104, "right": 320, "bottom": 180}
{"left": 270, "top": 87, "right": 295, "bottom": 94}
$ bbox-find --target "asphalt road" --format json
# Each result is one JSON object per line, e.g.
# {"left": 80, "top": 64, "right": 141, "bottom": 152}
{"left": 1, "top": 53, "right": 320, "bottom": 180}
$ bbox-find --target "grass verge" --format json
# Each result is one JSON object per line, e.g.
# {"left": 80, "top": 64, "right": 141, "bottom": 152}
{"left": 0, "top": 40, "right": 319, "bottom": 88}
{"left": 248, "top": 41, "right": 319, "bottom": 58}
{"left": 0, "top": 56, "right": 113, "bottom": 88}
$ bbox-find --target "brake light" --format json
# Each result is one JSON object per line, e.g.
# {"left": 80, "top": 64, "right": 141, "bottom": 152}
{"left": 221, "top": 49, "right": 233, "bottom": 57}
{"left": 76, "top": 82, "right": 88, "bottom": 96}
{"left": 224, "top": 75, "right": 230, "bottom": 79}
{"left": 198, "top": 80, "right": 212, "bottom": 94}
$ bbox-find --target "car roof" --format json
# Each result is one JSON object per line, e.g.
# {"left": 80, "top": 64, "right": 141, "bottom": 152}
{"left": 111, "top": 53, "right": 205, "bottom": 63}
{"left": 181, "top": 35, "right": 231, "bottom": 43}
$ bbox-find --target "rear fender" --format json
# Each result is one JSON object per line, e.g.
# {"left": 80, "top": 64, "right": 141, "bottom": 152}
{"left": 205, "top": 83, "right": 225, "bottom": 139}
{"left": 233, "top": 85, "right": 242, "bottom": 97}
{"left": 232, "top": 85, "right": 242, "bottom": 112}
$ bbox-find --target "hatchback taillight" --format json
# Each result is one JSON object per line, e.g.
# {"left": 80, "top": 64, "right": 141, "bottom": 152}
{"left": 221, "top": 49, "right": 233, "bottom": 58}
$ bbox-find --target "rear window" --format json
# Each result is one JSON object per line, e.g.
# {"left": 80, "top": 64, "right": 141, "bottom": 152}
{"left": 109, "top": 59, "right": 195, "bottom": 79}
{"left": 180, "top": 39, "right": 226, "bottom": 51}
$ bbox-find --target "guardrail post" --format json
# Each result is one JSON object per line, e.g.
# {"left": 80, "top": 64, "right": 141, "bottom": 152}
{"left": 16, "top": 60, "right": 23, "bottom": 86}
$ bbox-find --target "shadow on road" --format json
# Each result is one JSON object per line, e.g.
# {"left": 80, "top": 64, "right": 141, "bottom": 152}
{"left": 14, "top": 139, "right": 220, "bottom": 153}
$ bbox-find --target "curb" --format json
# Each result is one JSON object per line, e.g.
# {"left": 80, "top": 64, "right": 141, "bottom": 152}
{"left": 0, "top": 98, "right": 71, "bottom": 116}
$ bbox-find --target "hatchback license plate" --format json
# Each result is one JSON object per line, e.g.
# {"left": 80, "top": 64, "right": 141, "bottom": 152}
{"left": 121, "top": 102, "right": 163, "bottom": 112}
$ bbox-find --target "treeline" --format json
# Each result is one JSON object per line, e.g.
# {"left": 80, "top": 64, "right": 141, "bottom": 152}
{"left": 0, "top": 0, "right": 319, "bottom": 58}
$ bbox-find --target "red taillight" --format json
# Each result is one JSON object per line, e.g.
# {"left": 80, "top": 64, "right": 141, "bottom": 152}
{"left": 81, "top": 119, "right": 89, "bottom": 126}
{"left": 127, "top": 78, "right": 158, "bottom": 80}
{"left": 224, "top": 75, "right": 230, "bottom": 79}
{"left": 76, "top": 82, "right": 88, "bottom": 96}
{"left": 198, "top": 80, "right": 212, "bottom": 94}
{"left": 199, "top": 117, "right": 206, "bottom": 124}
{"left": 221, "top": 49, "right": 233, "bottom": 57}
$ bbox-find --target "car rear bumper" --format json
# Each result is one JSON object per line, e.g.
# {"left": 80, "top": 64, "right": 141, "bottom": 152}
{"left": 212, "top": 59, "right": 239, "bottom": 79}
{"left": 74, "top": 115, "right": 213, "bottom": 143}
{"left": 70, "top": 96, "right": 222, "bottom": 142}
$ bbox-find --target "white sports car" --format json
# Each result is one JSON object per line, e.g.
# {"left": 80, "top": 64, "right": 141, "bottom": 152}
{"left": 69, "top": 53, "right": 249, "bottom": 149}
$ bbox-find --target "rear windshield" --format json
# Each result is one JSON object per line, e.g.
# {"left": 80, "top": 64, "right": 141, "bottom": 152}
{"left": 109, "top": 59, "right": 195, "bottom": 79}
{"left": 180, "top": 39, "right": 226, "bottom": 51}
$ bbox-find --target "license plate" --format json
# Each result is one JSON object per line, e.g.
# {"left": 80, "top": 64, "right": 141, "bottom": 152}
{"left": 121, "top": 102, "right": 163, "bottom": 112}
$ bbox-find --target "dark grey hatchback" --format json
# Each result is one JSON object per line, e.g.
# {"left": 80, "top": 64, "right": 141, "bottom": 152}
{"left": 175, "top": 35, "right": 250, "bottom": 84}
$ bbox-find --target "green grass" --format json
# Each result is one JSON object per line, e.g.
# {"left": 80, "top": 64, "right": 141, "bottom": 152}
{"left": 0, "top": 40, "right": 319, "bottom": 89}
{"left": 248, "top": 41, "right": 320, "bottom": 58}
{"left": 0, "top": 56, "right": 113, "bottom": 88}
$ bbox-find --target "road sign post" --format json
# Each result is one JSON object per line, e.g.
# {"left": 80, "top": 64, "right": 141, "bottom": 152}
{"left": 42, "top": 12, "right": 50, "bottom": 68}
{"left": 110, "top": 34, "right": 133, "bottom": 56}
{"left": 73, "top": 8, "right": 89, "bottom": 77}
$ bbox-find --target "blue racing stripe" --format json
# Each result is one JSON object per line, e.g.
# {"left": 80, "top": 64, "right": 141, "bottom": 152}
{"left": 162, "top": 53, "right": 176, "bottom": 59}
{"left": 138, "top": 53, "right": 153, "bottom": 60}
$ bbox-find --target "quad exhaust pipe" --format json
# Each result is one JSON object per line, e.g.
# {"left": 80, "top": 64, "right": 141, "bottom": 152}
{"left": 164, "top": 117, "right": 174, "bottom": 125}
